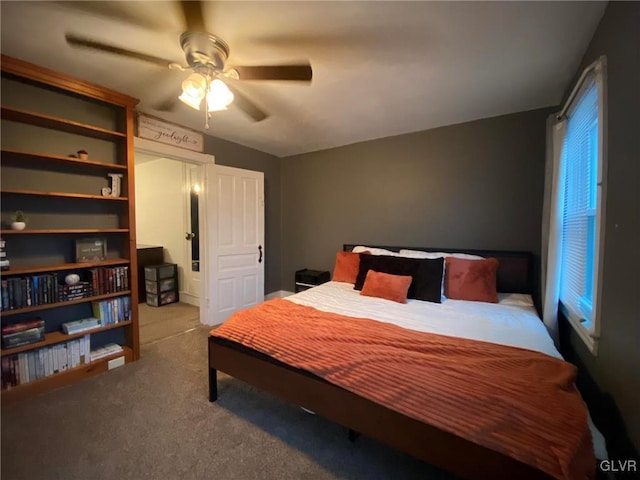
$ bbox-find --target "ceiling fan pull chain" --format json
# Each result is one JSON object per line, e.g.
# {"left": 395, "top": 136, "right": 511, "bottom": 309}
{"left": 204, "top": 75, "right": 211, "bottom": 129}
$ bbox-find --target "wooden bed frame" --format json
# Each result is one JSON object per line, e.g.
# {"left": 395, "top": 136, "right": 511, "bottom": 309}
{"left": 208, "top": 246, "right": 550, "bottom": 480}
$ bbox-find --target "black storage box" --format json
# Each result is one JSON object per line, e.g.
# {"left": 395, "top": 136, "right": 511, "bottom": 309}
{"left": 295, "top": 269, "right": 330, "bottom": 293}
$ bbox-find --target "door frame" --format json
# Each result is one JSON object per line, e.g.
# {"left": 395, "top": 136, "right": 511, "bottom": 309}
{"left": 183, "top": 163, "right": 203, "bottom": 307}
{"left": 134, "top": 136, "right": 214, "bottom": 325}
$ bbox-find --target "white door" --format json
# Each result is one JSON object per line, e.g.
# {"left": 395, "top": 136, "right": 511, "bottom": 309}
{"left": 182, "top": 163, "right": 203, "bottom": 306}
{"left": 208, "top": 165, "right": 264, "bottom": 324}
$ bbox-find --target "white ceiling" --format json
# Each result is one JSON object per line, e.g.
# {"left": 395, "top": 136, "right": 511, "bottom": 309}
{"left": 1, "top": 1, "right": 606, "bottom": 157}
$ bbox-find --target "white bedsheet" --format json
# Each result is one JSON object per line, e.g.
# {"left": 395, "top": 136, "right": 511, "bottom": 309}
{"left": 287, "top": 281, "right": 561, "bottom": 359}
{"left": 285, "top": 281, "right": 608, "bottom": 459}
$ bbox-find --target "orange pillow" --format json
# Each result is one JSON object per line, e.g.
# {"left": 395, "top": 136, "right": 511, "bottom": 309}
{"left": 445, "top": 257, "right": 499, "bottom": 303}
{"left": 360, "top": 270, "right": 412, "bottom": 304}
{"left": 332, "top": 251, "right": 362, "bottom": 283}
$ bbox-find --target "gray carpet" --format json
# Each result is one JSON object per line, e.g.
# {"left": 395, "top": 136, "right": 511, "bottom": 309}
{"left": 1, "top": 326, "right": 457, "bottom": 480}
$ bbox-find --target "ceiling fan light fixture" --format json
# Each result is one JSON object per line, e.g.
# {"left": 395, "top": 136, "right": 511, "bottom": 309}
{"left": 206, "top": 79, "right": 234, "bottom": 112}
{"left": 179, "top": 72, "right": 207, "bottom": 110}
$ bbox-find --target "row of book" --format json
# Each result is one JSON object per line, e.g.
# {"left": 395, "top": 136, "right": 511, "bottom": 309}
{"left": 1, "top": 336, "right": 124, "bottom": 390}
{"left": 1, "top": 276, "right": 94, "bottom": 310}
{"left": 1, "top": 268, "right": 132, "bottom": 312}
{"left": 1, "top": 274, "right": 59, "bottom": 311}
{"left": 1, "top": 335, "right": 90, "bottom": 389}
{"left": 92, "top": 296, "right": 131, "bottom": 325}
{"left": 88, "top": 266, "right": 129, "bottom": 296}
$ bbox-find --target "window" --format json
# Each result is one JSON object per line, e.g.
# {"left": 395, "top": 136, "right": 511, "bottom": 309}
{"left": 558, "top": 59, "right": 606, "bottom": 353}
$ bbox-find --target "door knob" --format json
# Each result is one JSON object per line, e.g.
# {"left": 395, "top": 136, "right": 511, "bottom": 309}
{"left": 185, "top": 232, "right": 195, "bottom": 240}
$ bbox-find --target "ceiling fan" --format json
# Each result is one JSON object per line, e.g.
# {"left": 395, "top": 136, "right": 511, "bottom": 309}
{"left": 64, "top": 0, "right": 312, "bottom": 126}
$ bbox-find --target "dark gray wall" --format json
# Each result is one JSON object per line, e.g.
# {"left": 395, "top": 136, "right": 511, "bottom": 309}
{"left": 203, "top": 136, "right": 281, "bottom": 295}
{"left": 280, "top": 108, "right": 552, "bottom": 291}
{"left": 560, "top": 1, "right": 640, "bottom": 452}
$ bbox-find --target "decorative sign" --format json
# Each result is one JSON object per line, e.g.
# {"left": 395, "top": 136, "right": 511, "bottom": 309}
{"left": 137, "top": 114, "right": 204, "bottom": 152}
{"left": 75, "top": 238, "right": 107, "bottom": 263}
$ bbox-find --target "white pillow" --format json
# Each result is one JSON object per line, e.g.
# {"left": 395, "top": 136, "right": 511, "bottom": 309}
{"left": 352, "top": 246, "right": 401, "bottom": 256}
{"left": 497, "top": 293, "right": 534, "bottom": 307}
{"left": 399, "top": 249, "right": 484, "bottom": 260}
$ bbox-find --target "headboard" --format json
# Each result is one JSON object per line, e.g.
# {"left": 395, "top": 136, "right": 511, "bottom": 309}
{"left": 343, "top": 244, "right": 534, "bottom": 295}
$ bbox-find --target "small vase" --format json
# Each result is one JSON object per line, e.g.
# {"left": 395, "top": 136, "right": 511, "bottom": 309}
{"left": 10, "top": 222, "right": 26, "bottom": 231}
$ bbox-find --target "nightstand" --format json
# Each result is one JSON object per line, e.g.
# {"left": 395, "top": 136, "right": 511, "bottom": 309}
{"left": 295, "top": 269, "right": 330, "bottom": 293}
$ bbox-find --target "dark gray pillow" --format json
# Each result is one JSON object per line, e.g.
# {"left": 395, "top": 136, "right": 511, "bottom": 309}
{"left": 354, "top": 255, "right": 444, "bottom": 303}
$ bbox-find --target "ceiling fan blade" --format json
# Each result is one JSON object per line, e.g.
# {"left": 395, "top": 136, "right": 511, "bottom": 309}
{"left": 180, "top": 0, "right": 206, "bottom": 32}
{"left": 65, "top": 34, "right": 176, "bottom": 69}
{"left": 231, "top": 64, "right": 313, "bottom": 82}
{"left": 225, "top": 84, "right": 268, "bottom": 122}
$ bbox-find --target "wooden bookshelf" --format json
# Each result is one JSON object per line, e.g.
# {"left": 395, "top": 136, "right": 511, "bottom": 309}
{"left": 0, "top": 55, "right": 140, "bottom": 402}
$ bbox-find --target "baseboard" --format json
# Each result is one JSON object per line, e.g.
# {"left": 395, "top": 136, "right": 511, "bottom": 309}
{"left": 179, "top": 292, "right": 199, "bottom": 307}
{"left": 265, "top": 290, "right": 294, "bottom": 300}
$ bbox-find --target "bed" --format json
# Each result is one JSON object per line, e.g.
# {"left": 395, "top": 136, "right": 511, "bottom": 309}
{"left": 208, "top": 245, "right": 596, "bottom": 480}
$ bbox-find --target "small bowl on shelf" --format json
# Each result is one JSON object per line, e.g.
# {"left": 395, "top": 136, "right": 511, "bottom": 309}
{"left": 10, "top": 222, "right": 26, "bottom": 231}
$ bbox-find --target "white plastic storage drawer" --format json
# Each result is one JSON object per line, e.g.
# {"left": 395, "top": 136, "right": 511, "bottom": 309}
{"left": 146, "top": 290, "right": 178, "bottom": 307}
{"left": 145, "top": 278, "right": 176, "bottom": 294}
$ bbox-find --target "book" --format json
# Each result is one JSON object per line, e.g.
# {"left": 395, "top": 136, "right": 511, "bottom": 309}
{"left": 61, "top": 317, "right": 100, "bottom": 335}
{"left": 2, "top": 318, "right": 44, "bottom": 335}
{"left": 2, "top": 327, "right": 45, "bottom": 349}
{"left": 90, "top": 343, "right": 123, "bottom": 362}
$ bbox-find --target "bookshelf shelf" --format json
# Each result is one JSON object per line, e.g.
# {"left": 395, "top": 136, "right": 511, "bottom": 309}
{"left": 1, "top": 106, "right": 127, "bottom": 141}
{"left": 0, "top": 346, "right": 133, "bottom": 405}
{"left": 0, "top": 291, "right": 132, "bottom": 318}
{"left": 1, "top": 55, "right": 140, "bottom": 401}
{"left": 1, "top": 320, "right": 132, "bottom": 356}
{"left": 1, "top": 148, "right": 128, "bottom": 171}
{"left": 1, "top": 188, "right": 128, "bottom": 201}
{"left": 0, "top": 228, "right": 129, "bottom": 235}
{"left": 1, "top": 259, "right": 130, "bottom": 276}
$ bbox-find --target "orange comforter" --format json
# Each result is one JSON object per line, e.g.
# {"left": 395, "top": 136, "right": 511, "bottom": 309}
{"left": 211, "top": 298, "right": 595, "bottom": 479}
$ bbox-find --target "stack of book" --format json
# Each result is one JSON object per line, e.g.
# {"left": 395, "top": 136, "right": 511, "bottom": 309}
{"left": 1, "top": 318, "right": 45, "bottom": 349}
{"left": 57, "top": 281, "right": 92, "bottom": 302}
{"left": 0, "top": 238, "right": 9, "bottom": 271}
{"left": 61, "top": 317, "right": 101, "bottom": 335}
{"left": 90, "top": 343, "right": 123, "bottom": 361}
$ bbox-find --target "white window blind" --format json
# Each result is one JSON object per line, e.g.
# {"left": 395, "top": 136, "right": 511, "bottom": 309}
{"left": 559, "top": 70, "right": 604, "bottom": 335}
